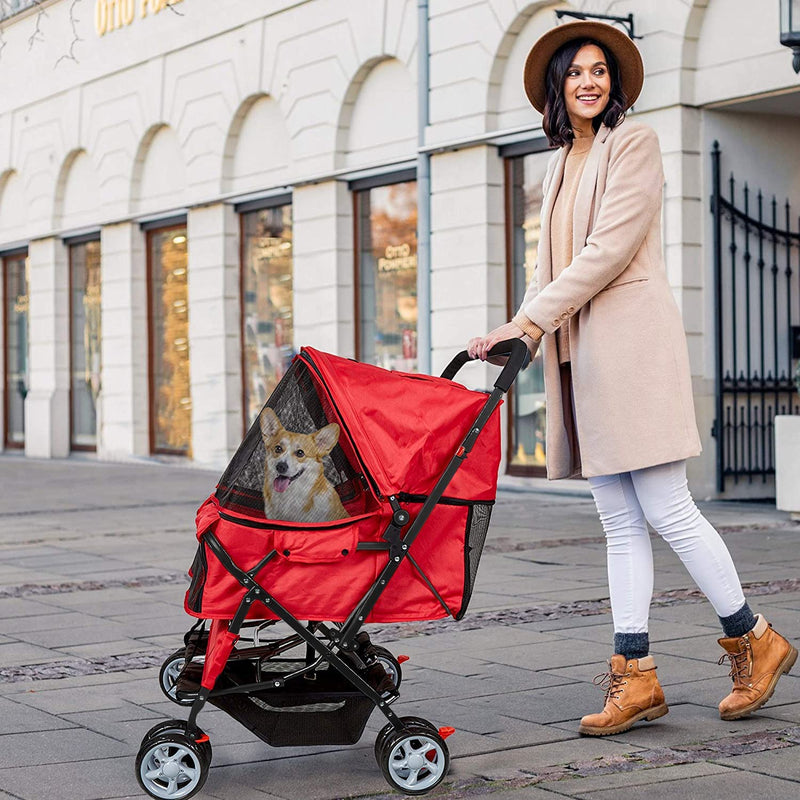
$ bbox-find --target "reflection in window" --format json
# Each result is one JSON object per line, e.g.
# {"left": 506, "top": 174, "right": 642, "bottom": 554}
{"left": 149, "top": 227, "right": 191, "bottom": 455}
{"left": 356, "top": 180, "right": 418, "bottom": 372}
{"left": 241, "top": 204, "right": 293, "bottom": 428}
{"left": 507, "top": 152, "right": 551, "bottom": 472}
{"left": 4, "top": 253, "right": 28, "bottom": 447}
{"left": 70, "top": 240, "right": 102, "bottom": 449}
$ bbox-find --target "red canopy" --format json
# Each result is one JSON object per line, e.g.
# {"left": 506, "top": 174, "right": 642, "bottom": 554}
{"left": 299, "top": 347, "right": 501, "bottom": 501}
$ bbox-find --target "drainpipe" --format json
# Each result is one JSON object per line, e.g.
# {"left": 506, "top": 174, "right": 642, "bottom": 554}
{"left": 417, "top": 0, "right": 432, "bottom": 374}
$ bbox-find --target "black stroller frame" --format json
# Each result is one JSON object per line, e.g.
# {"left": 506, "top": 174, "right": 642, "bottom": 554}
{"left": 135, "top": 341, "right": 528, "bottom": 799}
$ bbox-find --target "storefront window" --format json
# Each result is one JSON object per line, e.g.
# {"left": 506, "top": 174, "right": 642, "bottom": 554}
{"left": 355, "top": 179, "right": 418, "bottom": 372}
{"left": 241, "top": 203, "right": 293, "bottom": 428}
{"left": 70, "top": 239, "right": 101, "bottom": 449}
{"left": 507, "top": 151, "right": 551, "bottom": 474}
{"left": 148, "top": 226, "right": 191, "bottom": 455}
{"left": 3, "top": 252, "right": 28, "bottom": 448}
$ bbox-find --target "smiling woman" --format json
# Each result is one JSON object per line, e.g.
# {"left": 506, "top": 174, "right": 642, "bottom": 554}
{"left": 467, "top": 19, "right": 797, "bottom": 740}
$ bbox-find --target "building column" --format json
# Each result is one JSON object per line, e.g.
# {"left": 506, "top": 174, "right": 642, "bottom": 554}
{"left": 98, "top": 221, "right": 149, "bottom": 459}
{"left": 654, "top": 105, "right": 717, "bottom": 498}
{"left": 292, "top": 181, "right": 354, "bottom": 357}
{"left": 187, "top": 202, "right": 242, "bottom": 469}
{"left": 430, "top": 144, "right": 505, "bottom": 382}
{"left": 24, "top": 237, "right": 70, "bottom": 458}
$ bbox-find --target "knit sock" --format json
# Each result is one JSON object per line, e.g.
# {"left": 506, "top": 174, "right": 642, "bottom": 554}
{"left": 719, "top": 602, "right": 757, "bottom": 638}
{"left": 613, "top": 632, "right": 649, "bottom": 660}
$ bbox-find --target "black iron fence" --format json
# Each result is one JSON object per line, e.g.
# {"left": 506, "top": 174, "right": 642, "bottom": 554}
{"left": 711, "top": 141, "right": 800, "bottom": 492}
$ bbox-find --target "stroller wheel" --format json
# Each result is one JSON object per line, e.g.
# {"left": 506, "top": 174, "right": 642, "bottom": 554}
{"left": 159, "top": 649, "right": 201, "bottom": 706}
{"left": 142, "top": 720, "right": 212, "bottom": 767}
{"left": 136, "top": 732, "right": 209, "bottom": 800}
{"left": 377, "top": 719, "right": 449, "bottom": 795}
{"left": 372, "top": 646, "right": 403, "bottom": 690}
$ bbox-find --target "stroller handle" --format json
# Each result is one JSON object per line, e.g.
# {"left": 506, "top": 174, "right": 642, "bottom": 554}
{"left": 440, "top": 338, "right": 530, "bottom": 393}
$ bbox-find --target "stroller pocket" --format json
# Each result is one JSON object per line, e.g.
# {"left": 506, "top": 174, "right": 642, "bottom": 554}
{"left": 273, "top": 524, "right": 358, "bottom": 564}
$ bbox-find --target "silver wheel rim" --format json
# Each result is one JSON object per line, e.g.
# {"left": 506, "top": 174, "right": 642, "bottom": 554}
{"left": 161, "top": 656, "right": 203, "bottom": 704}
{"left": 387, "top": 734, "right": 445, "bottom": 792}
{"left": 140, "top": 741, "right": 203, "bottom": 799}
{"left": 377, "top": 656, "right": 399, "bottom": 687}
{"left": 161, "top": 658, "right": 186, "bottom": 701}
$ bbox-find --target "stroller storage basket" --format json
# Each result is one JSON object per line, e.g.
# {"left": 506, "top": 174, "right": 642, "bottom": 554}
{"left": 210, "top": 664, "right": 377, "bottom": 747}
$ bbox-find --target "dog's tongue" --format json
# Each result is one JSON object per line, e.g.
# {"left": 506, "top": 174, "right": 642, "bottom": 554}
{"left": 273, "top": 476, "right": 291, "bottom": 493}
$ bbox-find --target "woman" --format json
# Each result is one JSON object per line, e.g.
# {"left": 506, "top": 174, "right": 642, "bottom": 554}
{"left": 468, "top": 21, "right": 796, "bottom": 736}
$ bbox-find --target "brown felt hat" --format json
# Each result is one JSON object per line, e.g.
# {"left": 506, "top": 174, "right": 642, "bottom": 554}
{"left": 523, "top": 20, "right": 644, "bottom": 114}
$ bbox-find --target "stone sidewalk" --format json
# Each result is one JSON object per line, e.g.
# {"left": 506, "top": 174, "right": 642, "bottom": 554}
{"left": 0, "top": 455, "right": 798, "bottom": 800}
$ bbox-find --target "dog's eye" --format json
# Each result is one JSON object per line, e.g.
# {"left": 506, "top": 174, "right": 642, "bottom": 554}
{"left": 274, "top": 445, "right": 283, "bottom": 454}
{"left": 295, "top": 449, "right": 305, "bottom": 458}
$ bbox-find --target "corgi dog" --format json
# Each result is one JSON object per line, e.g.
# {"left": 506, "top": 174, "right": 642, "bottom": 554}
{"left": 259, "top": 408, "right": 348, "bottom": 522}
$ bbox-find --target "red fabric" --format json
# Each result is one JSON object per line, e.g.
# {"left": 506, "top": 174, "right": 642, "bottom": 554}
{"left": 184, "top": 496, "right": 478, "bottom": 623}
{"left": 299, "top": 348, "right": 502, "bottom": 500}
{"left": 200, "top": 619, "right": 240, "bottom": 690}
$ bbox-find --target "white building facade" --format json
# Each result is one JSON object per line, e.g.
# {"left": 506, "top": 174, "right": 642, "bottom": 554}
{"left": 1, "top": 0, "right": 799, "bottom": 499}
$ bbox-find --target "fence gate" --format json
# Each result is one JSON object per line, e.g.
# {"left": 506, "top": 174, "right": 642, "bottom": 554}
{"left": 711, "top": 142, "right": 800, "bottom": 493}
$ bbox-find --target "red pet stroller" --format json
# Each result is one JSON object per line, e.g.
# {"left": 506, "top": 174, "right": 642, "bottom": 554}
{"left": 135, "top": 341, "right": 528, "bottom": 799}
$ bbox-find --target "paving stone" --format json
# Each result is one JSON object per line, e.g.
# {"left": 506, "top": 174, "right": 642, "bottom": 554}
{"left": 0, "top": 728, "right": 128, "bottom": 768}
{"left": 0, "top": 754, "right": 140, "bottom": 800}
{"left": 714, "top": 745, "right": 800, "bottom": 781}
{"left": 11, "top": 684, "right": 131, "bottom": 714}
{"left": 567, "top": 768, "right": 800, "bottom": 799}
{"left": 476, "top": 639, "right": 611, "bottom": 671}
{"left": 0, "top": 696, "right": 73, "bottom": 735}
{"left": 0, "top": 642, "right": 64, "bottom": 667}
{"left": 536, "top": 761, "right": 733, "bottom": 796}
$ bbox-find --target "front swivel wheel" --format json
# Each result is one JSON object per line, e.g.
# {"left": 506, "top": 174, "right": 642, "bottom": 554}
{"left": 135, "top": 732, "right": 209, "bottom": 799}
{"left": 376, "top": 718, "right": 449, "bottom": 795}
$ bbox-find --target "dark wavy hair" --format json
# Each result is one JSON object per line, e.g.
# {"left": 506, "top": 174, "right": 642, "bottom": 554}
{"left": 542, "top": 38, "right": 628, "bottom": 147}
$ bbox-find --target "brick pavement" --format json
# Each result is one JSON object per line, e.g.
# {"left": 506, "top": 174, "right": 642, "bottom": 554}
{"left": 0, "top": 455, "right": 798, "bottom": 800}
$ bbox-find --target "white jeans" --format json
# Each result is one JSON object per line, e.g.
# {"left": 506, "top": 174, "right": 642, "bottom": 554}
{"left": 588, "top": 460, "right": 746, "bottom": 634}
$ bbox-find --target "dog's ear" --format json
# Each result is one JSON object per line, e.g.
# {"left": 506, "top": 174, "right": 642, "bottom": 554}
{"left": 313, "top": 423, "right": 340, "bottom": 456}
{"left": 259, "top": 408, "right": 281, "bottom": 441}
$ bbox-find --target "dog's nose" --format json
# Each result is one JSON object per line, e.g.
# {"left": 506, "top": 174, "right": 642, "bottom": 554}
{"left": 276, "top": 461, "right": 288, "bottom": 475}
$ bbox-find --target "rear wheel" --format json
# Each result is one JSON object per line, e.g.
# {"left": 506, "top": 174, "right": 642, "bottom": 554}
{"left": 371, "top": 646, "right": 402, "bottom": 690}
{"left": 136, "top": 733, "right": 209, "bottom": 800}
{"left": 159, "top": 649, "right": 202, "bottom": 706}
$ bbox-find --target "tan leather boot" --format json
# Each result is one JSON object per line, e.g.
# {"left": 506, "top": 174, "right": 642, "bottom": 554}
{"left": 579, "top": 654, "right": 668, "bottom": 736}
{"left": 718, "top": 613, "right": 797, "bottom": 720}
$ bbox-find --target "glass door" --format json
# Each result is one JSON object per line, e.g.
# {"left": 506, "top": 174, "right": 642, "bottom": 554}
{"left": 69, "top": 239, "right": 102, "bottom": 449}
{"left": 4, "top": 252, "right": 28, "bottom": 448}
{"left": 506, "top": 152, "right": 551, "bottom": 475}
{"left": 240, "top": 203, "right": 293, "bottom": 429}
{"left": 355, "top": 179, "right": 418, "bottom": 372}
{"left": 147, "top": 225, "right": 192, "bottom": 456}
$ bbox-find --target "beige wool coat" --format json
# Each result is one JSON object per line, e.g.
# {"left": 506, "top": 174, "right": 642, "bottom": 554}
{"left": 517, "top": 118, "right": 702, "bottom": 479}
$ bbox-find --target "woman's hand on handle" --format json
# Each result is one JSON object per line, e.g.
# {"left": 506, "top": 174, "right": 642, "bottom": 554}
{"left": 468, "top": 321, "right": 527, "bottom": 364}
